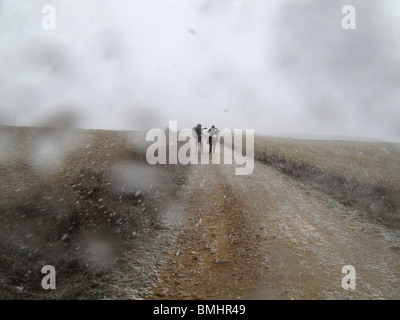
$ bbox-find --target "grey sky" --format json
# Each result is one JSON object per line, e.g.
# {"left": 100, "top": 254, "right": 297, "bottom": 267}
{"left": 1, "top": 0, "right": 400, "bottom": 141}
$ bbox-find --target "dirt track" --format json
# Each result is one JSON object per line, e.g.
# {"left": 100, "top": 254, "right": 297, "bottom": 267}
{"left": 1, "top": 128, "right": 399, "bottom": 300}
{"left": 149, "top": 149, "right": 400, "bottom": 300}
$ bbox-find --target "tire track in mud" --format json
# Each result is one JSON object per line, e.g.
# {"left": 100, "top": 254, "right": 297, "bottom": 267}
{"left": 147, "top": 156, "right": 400, "bottom": 300}
{"left": 222, "top": 162, "right": 400, "bottom": 300}
{"left": 149, "top": 162, "right": 267, "bottom": 300}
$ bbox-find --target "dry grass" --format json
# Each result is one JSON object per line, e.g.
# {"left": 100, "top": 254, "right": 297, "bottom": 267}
{"left": 0, "top": 126, "right": 189, "bottom": 299}
{"left": 254, "top": 135, "right": 400, "bottom": 229}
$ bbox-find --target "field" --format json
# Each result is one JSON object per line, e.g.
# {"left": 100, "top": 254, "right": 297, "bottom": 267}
{"left": 1, "top": 126, "right": 400, "bottom": 300}
{"left": 254, "top": 135, "right": 400, "bottom": 229}
{"left": 0, "top": 126, "right": 189, "bottom": 299}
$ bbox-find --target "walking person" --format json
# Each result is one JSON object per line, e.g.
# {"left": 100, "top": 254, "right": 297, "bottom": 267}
{"left": 208, "top": 125, "right": 219, "bottom": 154}
{"left": 192, "top": 123, "right": 202, "bottom": 151}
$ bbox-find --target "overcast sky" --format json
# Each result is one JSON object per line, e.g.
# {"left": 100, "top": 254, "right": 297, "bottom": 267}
{"left": 1, "top": 0, "right": 400, "bottom": 141}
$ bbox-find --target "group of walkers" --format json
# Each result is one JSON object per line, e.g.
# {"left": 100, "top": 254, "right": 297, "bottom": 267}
{"left": 192, "top": 124, "right": 219, "bottom": 154}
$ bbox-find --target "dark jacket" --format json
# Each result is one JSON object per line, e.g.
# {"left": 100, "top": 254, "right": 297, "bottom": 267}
{"left": 193, "top": 126, "right": 202, "bottom": 141}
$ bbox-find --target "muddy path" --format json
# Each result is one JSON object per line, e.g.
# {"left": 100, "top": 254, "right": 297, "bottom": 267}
{"left": 148, "top": 151, "right": 400, "bottom": 300}
{"left": 3, "top": 128, "right": 398, "bottom": 299}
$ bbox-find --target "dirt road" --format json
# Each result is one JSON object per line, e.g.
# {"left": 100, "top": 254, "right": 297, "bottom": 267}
{"left": 149, "top": 150, "right": 400, "bottom": 300}
{"left": 1, "top": 128, "right": 399, "bottom": 299}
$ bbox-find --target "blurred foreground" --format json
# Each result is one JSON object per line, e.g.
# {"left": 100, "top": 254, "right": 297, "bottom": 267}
{"left": 0, "top": 126, "right": 189, "bottom": 299}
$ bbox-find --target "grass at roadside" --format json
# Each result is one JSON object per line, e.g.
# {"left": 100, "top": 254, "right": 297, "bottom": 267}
{"left": 254, "top": 135, "right": 400, "bottom": 229}
{"left": 0, "top": 126, "right": 189, "bottom": 299}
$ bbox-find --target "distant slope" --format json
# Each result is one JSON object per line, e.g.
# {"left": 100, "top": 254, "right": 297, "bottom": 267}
{"left": 270, "top": 132, "right": 383, "bottom": 142}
